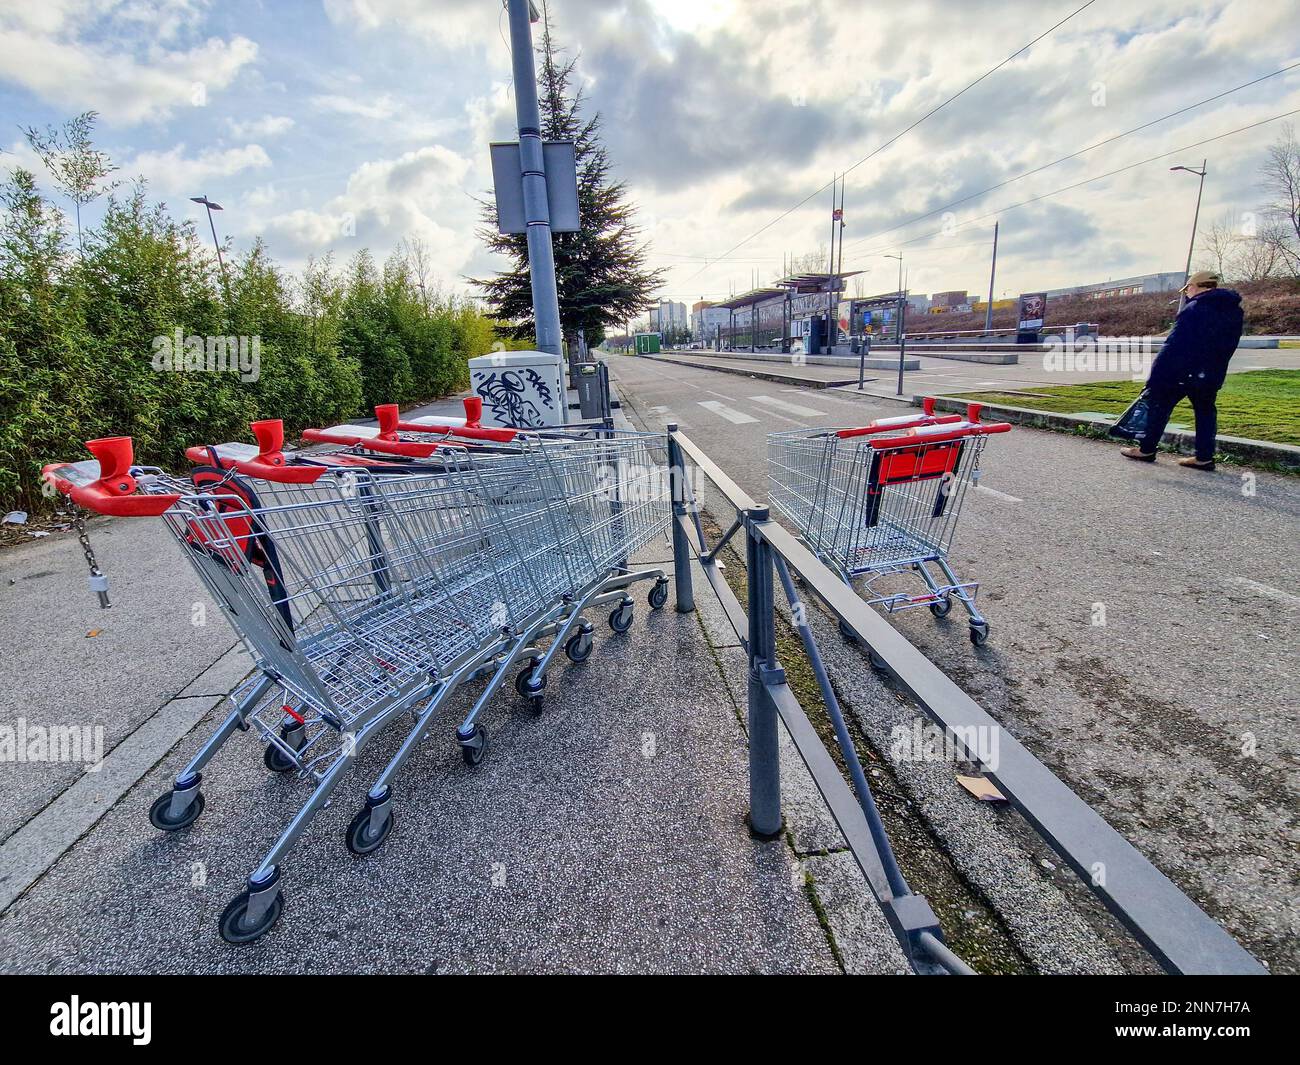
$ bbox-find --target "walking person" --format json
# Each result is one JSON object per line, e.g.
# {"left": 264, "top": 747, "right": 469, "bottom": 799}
{"left": 1121, "top": 270, "right": 1244, "bottom": 470}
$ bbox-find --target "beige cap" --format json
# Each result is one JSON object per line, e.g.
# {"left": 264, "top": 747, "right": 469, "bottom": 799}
{"left": 1181, "top": 269, "right": 1220, "bottom": 291}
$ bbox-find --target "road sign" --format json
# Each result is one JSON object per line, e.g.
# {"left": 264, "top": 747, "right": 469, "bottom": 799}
{"left": 490, "top": 140, "right": 581, "bottom": 234}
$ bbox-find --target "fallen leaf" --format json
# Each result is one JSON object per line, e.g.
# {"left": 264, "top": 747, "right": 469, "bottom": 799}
{"left": 86, "top": 629, "right": 102, "bottom": 638}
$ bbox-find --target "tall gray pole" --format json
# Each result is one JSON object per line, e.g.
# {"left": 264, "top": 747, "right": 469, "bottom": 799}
{"left": 826, "top": 175, "right": 837, "bottom": 352}
{"left": 507, "top": 0, "right": 563, "bottom": 357}
{"left": 1178, "top": 159, "right": 1208, "bottom": 312}
{"left": 984, "top": 220, "right": 999, "bottom": 334}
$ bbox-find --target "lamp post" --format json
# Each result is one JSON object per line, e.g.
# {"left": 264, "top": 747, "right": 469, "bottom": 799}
{"left": 1171, "top": 159, "right": 1207, "bottom": 312}
{"left": 883, "top": 252, "right": 903, "bottom": 296}
{"left": 191, "top": 195, "right": 230, "bottom": 300}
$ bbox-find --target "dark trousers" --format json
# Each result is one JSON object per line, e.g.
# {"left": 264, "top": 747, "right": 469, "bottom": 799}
{"left": 1139, "top": 382, "right": 1219, "bottom": 461}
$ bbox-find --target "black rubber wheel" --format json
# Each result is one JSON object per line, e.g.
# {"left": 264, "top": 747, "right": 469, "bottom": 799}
{"left": 218, "top": 889, "right": 283, "bottom": 945}
{"left": 929, "top": 597, "right": 953, "bottom": 618}
{"left": 461, "top": 724, "right": 489, "bottom": 767}
{"left": 839, "top": 619, "right": 859, "bottom": 643}
{"left": 609, "top": 603, "right": 634, "bottom": 633}
{"left": 345, "top": 805, "right": 394, "bottom": 856}
{"left": 867, "top": 649, "right": 887, "bottom": 671}
{"left": 514, "top": 662, "right": 545, "bottom": 700}
{"left": 969, "top": 621, "right": 990, "bottom": 646}
{"left": 263, "top": 743, "right": 296, "bottom": 773}
{"left": 149, "top": 789, "right": 205, "bottom": 832}
{"left": 565, "top": 631, "right": 593, "bottom": 663}
{"left": 648, "top": 580, "right": 669, "bottom": 610}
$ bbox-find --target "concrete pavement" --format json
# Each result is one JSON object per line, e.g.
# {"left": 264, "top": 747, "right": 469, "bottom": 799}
{"left": 609, "top": 352, "right": 1299, "bottom": 973}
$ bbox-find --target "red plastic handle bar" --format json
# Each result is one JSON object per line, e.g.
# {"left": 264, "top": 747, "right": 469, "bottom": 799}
{"left": 867, "top": 422, "right": 1012, "bottom": 450}
{"left": 207, "top": 420, "right": 325, "bottom": 483}
{"left": 374, "top": 400, "right": 517, "bottom": 443}
{"left": 301, "top": 427, "right": 439, "bottom": 459}
{"left": 42, "top": 438, "right": 181, "bottom": 517}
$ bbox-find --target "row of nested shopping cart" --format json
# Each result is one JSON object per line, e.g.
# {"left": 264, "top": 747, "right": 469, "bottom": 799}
{"left": 43, "top": 394, "right": 1007, "bottom": 945}
{"left": 46, "top": 403, "right": 673, "bottom": 943}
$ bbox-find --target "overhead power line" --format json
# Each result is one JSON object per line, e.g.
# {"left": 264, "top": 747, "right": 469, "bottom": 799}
{"left": 847, "top": 108, "right": 1300, "bottom": 260}
{"left": 677, "top": 0, "right": 1098, "bottom": 284}
{"left": 843, "top": 60, "right": 1300, "bottom": 253}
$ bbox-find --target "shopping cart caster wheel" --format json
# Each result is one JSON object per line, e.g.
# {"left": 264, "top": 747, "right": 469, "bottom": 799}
{"left": 564, "top": 631, "right": 594, "bottom": 663}
{"left": 263, "top": 744, "right": 296, "bottom": 774}
{"left": 648, "top": 579, "right": 669, "bottom": 610}
{"left": 514, "top": 661, "right": 546, "bottom": 700}
{"left": 460, "top": 725, "right": 489, "bottom": 767}
{"left": 149, "top": 788, "right": 205, "bottom": 832}
{"left": 929, "top": 598, "right": 953, "bottom": 618}
{"left": 346, "top": 805, "right": 394, "bottom": 856}
{"left": 969, "top": 621, "right": 990, "bottom": 646}
{"left": 609, "top": 602, "right": 635, "bottom": 633}
{"left": 218, "top": 888, "right": 283, "bottom": 945}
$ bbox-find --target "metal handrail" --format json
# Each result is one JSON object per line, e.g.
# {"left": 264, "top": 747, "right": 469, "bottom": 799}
{"left": 666, "top": 425, "right": 1267, "bottom": 977}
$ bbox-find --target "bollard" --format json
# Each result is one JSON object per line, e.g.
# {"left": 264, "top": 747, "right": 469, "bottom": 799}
{"left": 744, "top": 506, "right": 782, "bottom": 838}
{"left": 666, "top": 426, "right": 695, "bottom": 614}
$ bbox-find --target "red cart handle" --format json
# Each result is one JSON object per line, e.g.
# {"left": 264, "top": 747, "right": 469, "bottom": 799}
{"left": 867, "top": 419, "right": 1012, "bottom": 449}
{"left": 301, "top": 427, "right": 439, "bottom": 459}
{"left": 375, "top": 399, "right": 517, "bottom": 443}
{"left": 41, "top": 437, "right": 181, "bottom": 517}
{"left": 211, "top": 420, "right": 326, "bottom": 483}
{"left": 836, "top": 398, "right": 963, "bottom": 439}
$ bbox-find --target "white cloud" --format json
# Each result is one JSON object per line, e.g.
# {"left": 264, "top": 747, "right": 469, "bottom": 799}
{"left": 311, "top": 93, "right": 400, "bottom": 121}
{"left": 260, "top": 144, "right": 478, "bottom": 279}
{"left": 0, "top": 4, "right": 258, "bottom": 124}
{"left": 226, "top": 114, "right": 295, "bottom": 139}
{"left": 126, "top": 143, "right": 272, "bottom": 193}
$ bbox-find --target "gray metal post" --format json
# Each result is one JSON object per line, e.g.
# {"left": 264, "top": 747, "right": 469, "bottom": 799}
{"left": 666, "top": 426, "right": 695, "bottom": 614}
{"left": 507, "top": 0, "right": 563, "bottom": 357}
{"left": 984, "top": 220, "right": 999, "bottom": 334}
{"left": 895, "top": 296, "right": 908, "bottom": 397}
{"left": 745, "top": 507, "right": 781, "bottom": 838}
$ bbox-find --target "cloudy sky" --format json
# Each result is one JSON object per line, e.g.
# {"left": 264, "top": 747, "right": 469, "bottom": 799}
{"left": 2, "top": 0, "right": 1298, "bottom": 310}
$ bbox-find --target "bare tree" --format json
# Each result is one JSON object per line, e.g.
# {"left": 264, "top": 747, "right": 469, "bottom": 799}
{"left": 400, "top": 236, "right": 437, "bottom": 310}
{"left": 1257, "top": 122, "right": 1300, "bottom": 277}
{"left": 1199, "top": 213, "right": 1238, "bottom": 278}
{"left": 21, "top": 111, "right": 118, "bottom": 257}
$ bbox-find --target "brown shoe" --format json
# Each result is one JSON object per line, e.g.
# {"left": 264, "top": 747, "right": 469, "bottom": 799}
{"left": 1178, "top": 457, "right": 1215, "bottom": 470}
{"left": 1120, "top": 447, "right": 1157, "bottom": 462}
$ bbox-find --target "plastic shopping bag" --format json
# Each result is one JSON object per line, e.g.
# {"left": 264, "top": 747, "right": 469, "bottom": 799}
{"left": 1108, "top": 389, "right": 1151, "bottom": 440}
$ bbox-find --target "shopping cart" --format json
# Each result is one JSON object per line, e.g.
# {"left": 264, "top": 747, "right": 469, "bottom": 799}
{"left": 43, "top": 421, "right": 670, "bottom": 944}
{"left": 768, "top": 400, "right": 1010, "bottom": 646}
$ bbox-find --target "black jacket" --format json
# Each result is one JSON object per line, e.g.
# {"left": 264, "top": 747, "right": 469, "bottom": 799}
{"left": 1147, "top": 287, "right": 1244, "bottom": 391}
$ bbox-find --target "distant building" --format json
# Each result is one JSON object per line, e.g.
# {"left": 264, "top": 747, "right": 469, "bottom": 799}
{"left": 930, "top": 290, "right": 968, "bottom": 310}
{"left": 692, "top": 301, "right": 729, "bottom": 341}
{"left": 653, "top": 300, "right": 687, "bottom": 332}
{"left": 1046, "top": 272, "right": 1183, "bottom": 300}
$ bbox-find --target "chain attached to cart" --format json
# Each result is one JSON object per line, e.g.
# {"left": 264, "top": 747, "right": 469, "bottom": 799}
{"left": 64, "top": 501, "right": 110, "bottom": 608}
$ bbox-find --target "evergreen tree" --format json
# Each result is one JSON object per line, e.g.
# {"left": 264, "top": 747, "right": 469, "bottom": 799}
{"left": 473, "top": 8, "right": 664, "bottom": 348}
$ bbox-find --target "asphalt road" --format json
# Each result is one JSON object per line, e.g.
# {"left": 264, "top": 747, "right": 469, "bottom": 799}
{"left": 609, "top": 352, "right": 1300, "bottom": 972}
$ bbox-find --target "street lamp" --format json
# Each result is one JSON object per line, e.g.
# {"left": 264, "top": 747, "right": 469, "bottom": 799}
{"left": 191, "top": 195, "right": 231, "bottom": 300}
{"left": 1170, "top": 160, "right": 1207, "bottom": 311}
{"left": 883, "top": 252, "right": 903, "bottom": 296}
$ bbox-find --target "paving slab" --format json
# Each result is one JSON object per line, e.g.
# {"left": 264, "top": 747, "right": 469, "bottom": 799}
{"left": 0, "top": 515, "right": 248, "bottom": 842}
{"left": 0, "top": 599, "right": 843, "bottom": 973}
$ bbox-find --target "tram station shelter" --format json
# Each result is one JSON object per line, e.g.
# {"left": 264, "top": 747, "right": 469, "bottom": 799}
{"left": 711, "top": 272, "right": 868, "bottom": 355}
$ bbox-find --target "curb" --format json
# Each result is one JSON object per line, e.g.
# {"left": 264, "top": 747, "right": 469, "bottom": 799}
{"left": 915, "top": 394, "right": 1300, "bottom": 470}
{"left": 645, "top": 354, "right": 861, "bottom": 390}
